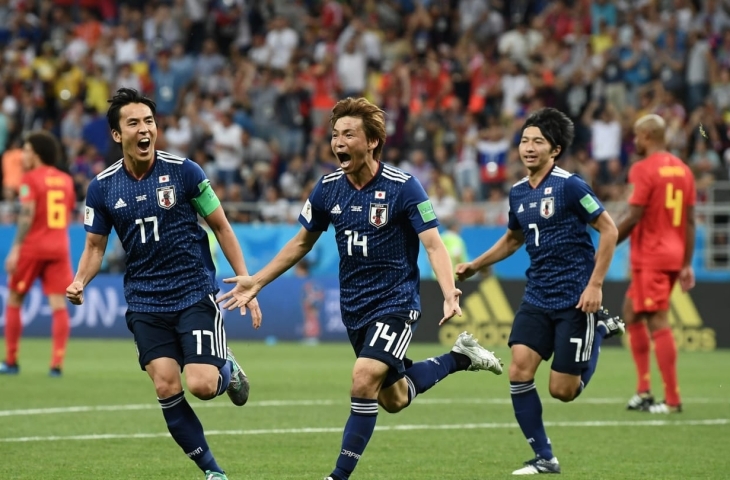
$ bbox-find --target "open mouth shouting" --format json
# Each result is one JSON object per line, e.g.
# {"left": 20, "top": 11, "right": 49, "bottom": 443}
{"left": 137, "top": 138, "right": 152, "bottom": 156}
{"left": 336, "top": 152, "right": 352, "bottom": 169}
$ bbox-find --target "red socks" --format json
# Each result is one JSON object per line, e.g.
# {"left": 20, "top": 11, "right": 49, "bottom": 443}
{"left": 627, "top": 322, "right": 651, "bottom": 394}
{"left": 51, "top": 309, "right": 70, "bottom": 369}
{"left": 4, "top": 305, "right": 22, "bottom": 365}
{"left": 652, "top": 327, "right": 681, "bottom": 406}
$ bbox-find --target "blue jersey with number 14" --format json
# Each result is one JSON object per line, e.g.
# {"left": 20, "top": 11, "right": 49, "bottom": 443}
{"left": 508, "top": 165, "right": 605, "bottom": 310}
{"left": 299, "top": 163, "right": 439, "bottom": 330}
{"left": 83, "top": 150, "right": 218, "bottom": 313}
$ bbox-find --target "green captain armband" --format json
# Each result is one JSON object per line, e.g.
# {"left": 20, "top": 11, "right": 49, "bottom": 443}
{"left": 191, "top": 179, "right": 221, "bottom": 217}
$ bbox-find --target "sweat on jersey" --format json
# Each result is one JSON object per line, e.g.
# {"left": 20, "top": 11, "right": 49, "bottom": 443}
{"left": 299, "top": 162, "right": 439, "bottom": 330}
{"left": 83, "top": 150, "right": 218, "bottom": 312}
{"left": 508, "top": 165, "right": 605, "bottom": 310}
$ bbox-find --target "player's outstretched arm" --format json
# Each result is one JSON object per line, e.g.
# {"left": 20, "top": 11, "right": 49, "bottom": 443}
{"left": 204, "top": 206, "right": 262, "bottom": 328}
{"left": 419, "top": 228, "right": 463, "bottom": 325}
{"left": 577, "top": 211, "right": 618, "bottom": 312}
{"left": 5, "top": 201, "right": 35, "bottom": 275}
{"left": 218, "top": 227, "right": 322, "bottom": 311}
{"left": 66, "top": 232, "right": 109, "bottom": 305}
{"left": 455, "top": 228, "right": 525, "bottom": 282}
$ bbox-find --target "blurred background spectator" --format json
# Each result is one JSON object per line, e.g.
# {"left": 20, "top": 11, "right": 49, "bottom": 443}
{"left": 0, "top": 0, "right": 727, "bottom": 268}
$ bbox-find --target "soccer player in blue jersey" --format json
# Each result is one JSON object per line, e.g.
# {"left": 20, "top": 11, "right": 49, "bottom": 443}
{"left": 217, "top": 97, "right": 503, "bottom": 480}
{"left": 65, "top": 88, "right": 261, "bottom": 480}
{"left": 456, "top": 108, "right": 625, "bottom": 475}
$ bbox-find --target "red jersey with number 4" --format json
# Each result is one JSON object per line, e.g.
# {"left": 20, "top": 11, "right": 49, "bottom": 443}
{"left": 18, "top": 165, "right": 75, "bottom": 259}
{"left": 628, "top": 152, "right": 695, "bottom": 271}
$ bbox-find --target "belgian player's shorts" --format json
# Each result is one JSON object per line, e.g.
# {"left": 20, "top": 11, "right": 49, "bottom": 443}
{"left": 509, "top": 302, "right": 597, "bottom": 376}
{"left": 8, "top": 254, "right": 73, "bottom": 295}
{"left": 348, "top": 315, "right": 417, "bottom": 389}
{"left": 627, "top": 269, "right": 679, "bottom": 313}
{"left": 125, "top": 293, "right": 228, "bottom": 371}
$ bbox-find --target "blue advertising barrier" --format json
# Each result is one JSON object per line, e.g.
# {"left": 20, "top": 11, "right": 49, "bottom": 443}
{"left": 0, "top": 274, "right": 349, "bottom": 341}
{"left": 0, "top": 224, "right": 727, "bottom": 281}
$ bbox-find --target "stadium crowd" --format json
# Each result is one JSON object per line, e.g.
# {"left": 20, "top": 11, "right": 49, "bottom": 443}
{"left": 0, "top": 0, "right": 729, "bottom": 227}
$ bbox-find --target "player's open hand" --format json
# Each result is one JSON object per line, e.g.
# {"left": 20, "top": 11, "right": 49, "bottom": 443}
{"left": 455, "top": 262, "right": 477, "bottom": 282}
{"left": 66, "top": 281, "right": 85, "bottom": 305}
{"left": 439, "top": 288, "right": 463, "bottom": 325}
{"left": 217, "top": 275, "right": 261, "bottom": 311}
{"left": 679, "top": 265, "right": 695, "bottom": 293}
{"left": 246, "top": 297, "right": 263, "bottom": 329}
{"left": 576, "top": 284, "right": 602, "bottom": 313}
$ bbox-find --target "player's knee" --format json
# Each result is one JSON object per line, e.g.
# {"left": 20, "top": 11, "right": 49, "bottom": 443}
{"left": 153, "top": 378, "right": 183, "bottom": 399}
{"left": 549, "top": 384, "right": 577, "bottom": 403}
{"left": 508, "top": 361, "right": 534, "bottom": 382}
{"left": 378, "top": 395, "right": 407, "bottom": 414}
{"left": 187, "top": 376, "right": 218, "bottom": 400}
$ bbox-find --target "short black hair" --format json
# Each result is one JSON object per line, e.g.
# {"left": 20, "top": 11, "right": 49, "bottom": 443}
{"left": 520, "top": 108, "right": 574, "bottom": 160}
{"left": 25, "top": 130, "right": 61, "bottom": 167}
{"left": 107, "top": 88, "right": 157, "bottom": 132}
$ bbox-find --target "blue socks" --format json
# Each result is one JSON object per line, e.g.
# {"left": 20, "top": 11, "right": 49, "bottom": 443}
{"left": 403, "top": 352, "right": 467, "bottom": 404}
{"left": 576, "top": 324, "right": 606, "bottom": 397}
{"left": 215, "top": 360, "right": 233, "bottom": 397}
{"left": 331, "top": 397, "right": 378, "bottom": 480}
{"left": 159, "top": 391, "right": 224, "bottom": 474}
{"left": 511, "top": 380, "right": 553, "bottom": 460}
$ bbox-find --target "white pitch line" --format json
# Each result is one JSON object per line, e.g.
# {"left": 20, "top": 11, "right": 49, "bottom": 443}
{"left": 0, "top": 397, "right": 728, "bottom": 418}
{"left": 0, "top": 419, "right": 727, "bottom": 443}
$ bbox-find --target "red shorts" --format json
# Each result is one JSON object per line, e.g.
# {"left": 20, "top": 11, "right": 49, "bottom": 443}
{"left": 627, "top": 269, "right": 679, "bottom": 313}
{"left": 8, "top": 255, "right": 73, "bottom": 295}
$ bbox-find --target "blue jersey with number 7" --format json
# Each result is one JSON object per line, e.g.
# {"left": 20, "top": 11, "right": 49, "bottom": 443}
{"left": 299, "top": 163, "right": 439, "bottom": 330}
{"left": 508, "top": 165, "right": 605, "bottom": 310}
{"left": 83, "top": 150, "right": 218, "bottom": 312}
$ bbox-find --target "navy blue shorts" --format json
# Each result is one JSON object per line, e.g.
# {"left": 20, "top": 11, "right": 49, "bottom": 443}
{"left": 125, "top": 294, "right": 228, "bottom": 371}
{"left": 348, "top": 315, "right": 417, "bottom": 389}
{"left": 508, "top": 302, "right": 596, "bottom": 375}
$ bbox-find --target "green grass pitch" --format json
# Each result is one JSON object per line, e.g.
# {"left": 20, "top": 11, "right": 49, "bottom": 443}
{"left": 0, "top": 339, "right": 728, "bottom": 479}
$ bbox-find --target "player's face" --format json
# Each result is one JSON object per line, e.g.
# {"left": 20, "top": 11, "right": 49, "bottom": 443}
{"left": 21, "top": 142, "right": 38, "bottom": 171}
{"left": 113, "top": 103, "right": 157, "bottom": 163}
{"left": 519, "top": 126, "right": 560, "bottom": 172}
{"left": 331, "top": 116, "right": 377, "bottom": 175}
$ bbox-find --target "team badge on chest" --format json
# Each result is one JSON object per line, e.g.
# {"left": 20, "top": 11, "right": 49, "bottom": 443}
{"left": 156, "top": 185, "right": 176, "bottom": 209}
{"left": 540, "top": 197, "right": 554, "bottom": 219}
{"left": 369, "top": 203, "right": 389, "bottom": 228}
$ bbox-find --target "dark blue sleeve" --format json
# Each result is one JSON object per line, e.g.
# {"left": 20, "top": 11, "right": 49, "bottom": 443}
{"left": 507, "top": 189, "right": 521, "bottom": 230}
{"left": 299, "top": 178, "right": 329, "bottom": 232}
{"left": 565, "top": 174, "right": 605, "bottom": 224}
{"left": 83, "top": 178, "right": 112, "bottom": 235}
{"left": 399, "top": 176, "right": 439, "bottom": 234}
{"left": 181, "top": 159, "right": 208, "bottom": 200}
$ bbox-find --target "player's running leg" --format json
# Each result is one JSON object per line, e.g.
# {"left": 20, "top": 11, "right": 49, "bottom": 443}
{"left": 625, "top": 279, "right": 655, "bottom": 410}
{"left": 509, "top": 305, "right": 559, "bottom": 475}
{"left": 574, "top": 307, "right": 625, "bottom": 398}
{"left": 1, "top": 290, "right": 24, "bottom": 374}
{"left": 129, "top": 304, "right": 228, "bottom": 477}
{"left": 400, "top": 331, "right": 502, "bottom": 406}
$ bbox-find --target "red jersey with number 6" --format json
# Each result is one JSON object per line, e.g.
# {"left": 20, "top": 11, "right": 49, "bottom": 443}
{"left": 18, "top": 165, "right": 75, "bottom": 259}
{"left": 628, "top": 152, "right": 695, "bottom": 271}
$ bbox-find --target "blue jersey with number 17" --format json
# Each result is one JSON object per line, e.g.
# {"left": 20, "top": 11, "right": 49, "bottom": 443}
{"left": 299, "top": 163, "right": 439, "bottom": 330}
{"left": 83, "top": 150, "right": 218, "bottom": 313}
{"left": 508, "top": 165, "right": 605, "bottom": 310}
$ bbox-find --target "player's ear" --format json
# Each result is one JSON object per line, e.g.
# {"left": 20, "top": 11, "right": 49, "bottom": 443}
{"left": 551, "top": 144, "right": 561, "bottom": 160}
{"left": 368, "top": 137, "right": 379, "bottom": 152}
{"left": 111, "top": 129, "right": 122, "bottom": 144}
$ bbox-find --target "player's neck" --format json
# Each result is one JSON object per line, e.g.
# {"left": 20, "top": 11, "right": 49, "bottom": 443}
{"left": 123, "top": 150, "right": 156, "bottom": 180}
{"left": 527, "top": 161, "right": 554, "bottom": 188}
{"left": 347, "top": 158, "right": 379, "bottom": 189}
{"left": 643, "top": 145, "right": 665, "bottom": 157}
